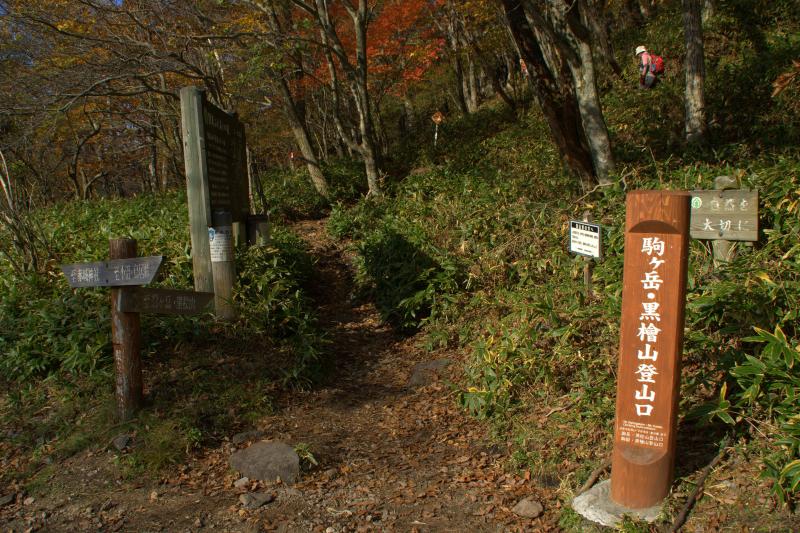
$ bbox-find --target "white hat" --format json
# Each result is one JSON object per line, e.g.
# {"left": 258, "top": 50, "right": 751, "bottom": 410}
{"left": 635, "top": 45, "right": 647, "bottom": 56}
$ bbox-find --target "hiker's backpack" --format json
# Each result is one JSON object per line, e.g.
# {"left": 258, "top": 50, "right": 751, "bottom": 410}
{"left": 650, "top": 54, "right": 665, "bottom": 75}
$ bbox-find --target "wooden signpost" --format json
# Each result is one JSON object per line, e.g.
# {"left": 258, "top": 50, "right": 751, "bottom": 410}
{"left": 61, "top": 238, "right": 213, "bottom": 421}
{"left": 689, "top": 189, "right": 758, "bottom": 242}
{"left": 117, "top": 288, "right": 214, "bottom": 315}
{"left": 610, "top": 191, "right": 690, "bottom": 509}
{"left": 61, "top": 256, "right": 163, "bottom": 288}
{"left": 690, "top": 176, "right": 758, "bottom": 267}
{"left": 180, "top": 87, "right": 249, "bottom": 302}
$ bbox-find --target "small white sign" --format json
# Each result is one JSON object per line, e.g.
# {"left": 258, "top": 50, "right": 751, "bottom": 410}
{"left": 209, "top": 225, "right": 233, "bottom": 262}
{"left": 570, "top": 220, "right": 602, "bottom": 258}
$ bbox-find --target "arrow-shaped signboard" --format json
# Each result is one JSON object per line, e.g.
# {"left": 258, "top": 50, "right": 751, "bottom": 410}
{"left": 61, "top": 256, "right": 163, "bottom": 288}
{"left": 117, "top": 288, "right": 214, "bottom": 315}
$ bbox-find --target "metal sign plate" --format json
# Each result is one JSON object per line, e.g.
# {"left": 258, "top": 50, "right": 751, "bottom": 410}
{"left": 61, "top": 256, "right": 163, "bottom": 288}
{"left": 689, "top": 189, "right": 758, "bottom": 241}
{"left": 570, "top": 220, "right": 603, "bottom": 258}
{"left": 117, "top": 288, "right": 214, "bottom": 315}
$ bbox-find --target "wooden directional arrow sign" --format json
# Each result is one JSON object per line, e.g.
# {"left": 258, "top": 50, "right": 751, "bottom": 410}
{"left": 61, "top": 256, "right": 163, "bottom": 288}
{"left": 117, "top": 288, "right": 214, "bottom": 315}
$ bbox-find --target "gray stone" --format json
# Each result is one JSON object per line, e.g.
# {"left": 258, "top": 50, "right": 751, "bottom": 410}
{"left": 229, "top": 441, "right": 300, "bottom": 484}
{"left": 112, "top": 434, "right": 132, "bottom": 451}
{"left": 0, "top": 493, "right": 15, "bottom": 507}
{"left": 238, "top": 492, "right": 275, "bottom": 510}
{"left": 512, "top": 497, "right": 544, "bottom": 518}
{"left": 572, "top": 480, "right": 663, "bottom": 528}
{"left": 232, "top": 430, "right": 265, "bottom": 445}
{"left": 407, "top": 359, "right": 453, "bottom": 388}
{"left": 233, "top": 477, "right": 250, "bottom": 489}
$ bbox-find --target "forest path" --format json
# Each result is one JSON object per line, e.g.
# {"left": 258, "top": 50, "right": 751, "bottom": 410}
{"left": 1, "top": 218, "right": 557, "bottom": 533}
{"left": 244, "top": 217, "right": 557, "bottom": 532}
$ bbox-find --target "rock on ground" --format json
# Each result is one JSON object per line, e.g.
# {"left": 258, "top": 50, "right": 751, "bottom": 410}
{"left": 232, "top": 430, "right": 265, "bottom": 445}
{"left": 512, "top": 497, "right": 544, "bottom": 518}
{"left": 239, "top": 492, "right": 275, "bottom": 510}
{"left": 406, "top": 358, "right": 452, "bottom": 388}
{"left": 229, "top": 441, "right": 300, "bottom": 484}
{"left": 112, "top": 434, "right": 132, "bottom": 451}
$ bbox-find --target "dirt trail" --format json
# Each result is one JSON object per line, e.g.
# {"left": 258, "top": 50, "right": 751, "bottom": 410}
{"left": 1, "top": 219, "right": 558, "bottom": 532}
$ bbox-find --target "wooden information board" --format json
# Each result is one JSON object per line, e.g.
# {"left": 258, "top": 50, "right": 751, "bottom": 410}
{"left": 689, "top": 189, "right": 758, "bottom": 241}
{"left": 180, "top": 86, "right": 250, "bottom": 294}
{"left": 202, "top": 102, "right": 249, "bottom": 222}
{"left": 610, "top": 191, "right": 690, "bottom": 509}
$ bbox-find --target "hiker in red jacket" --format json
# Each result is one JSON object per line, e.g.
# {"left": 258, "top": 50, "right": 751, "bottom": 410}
{"left": 636, "top": 45, "right": 658, "bottom": 89}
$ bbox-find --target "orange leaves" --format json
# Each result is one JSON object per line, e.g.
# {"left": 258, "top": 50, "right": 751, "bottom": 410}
{"left": 772, "top": 60, "right": 800, "bottom": 98}
{"left": 365, "top": 0, "right": 444, "bottom": 94}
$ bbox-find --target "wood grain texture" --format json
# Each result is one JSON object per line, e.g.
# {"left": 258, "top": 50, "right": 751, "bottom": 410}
{"left": 610, "top": 191, "right": 690, "bottom": 509}
{"left": 109, "top": 238, "right": 143, "bottom": 422}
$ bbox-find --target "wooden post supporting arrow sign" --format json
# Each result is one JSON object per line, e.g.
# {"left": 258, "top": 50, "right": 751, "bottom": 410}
{"left": 60, "top": 242, "right": 213, "bottom": 422}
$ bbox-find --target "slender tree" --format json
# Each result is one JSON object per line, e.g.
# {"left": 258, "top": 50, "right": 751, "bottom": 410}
{"left": 499, "top": 0, "right": 614, "bottom": 186}
{"left": 683, "top": 0, "right": 707, "bottom": 144}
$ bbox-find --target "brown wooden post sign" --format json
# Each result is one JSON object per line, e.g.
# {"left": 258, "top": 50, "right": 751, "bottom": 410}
{"left": 61, "top": 241, "right": 213, "bottom": 422}
{"left": 109, "top": 238, "right": 145, "bottom": 422}
{"left": 610, "top": 190, "right": 690, "bottom": 509}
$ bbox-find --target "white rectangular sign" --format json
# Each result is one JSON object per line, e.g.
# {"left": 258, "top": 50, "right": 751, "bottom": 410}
{"left": 570, "top": 220, "right": 602, "bottom": 258}
{"left": 209, "top": 226, "right": 233, "bottom": 263}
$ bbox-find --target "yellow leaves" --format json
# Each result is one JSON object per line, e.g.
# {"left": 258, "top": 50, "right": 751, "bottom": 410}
{"left": 754, "top": 271, "right": 777, "bottom": 286}
{"left": 775, "top": 191, "right": 800, "bottom": 215}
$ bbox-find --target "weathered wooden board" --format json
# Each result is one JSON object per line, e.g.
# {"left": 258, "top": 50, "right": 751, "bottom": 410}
{"left": 201, "top": 95, "right": 249, "bottom": 223}
{"left": 61, "top": 256, "right": 163, "bottom": 288}
{"left": 117, "top": 287, "right": 213, "bottom": 315}
{"left": 689, "top": 189, "right": 758, "bottom": 241}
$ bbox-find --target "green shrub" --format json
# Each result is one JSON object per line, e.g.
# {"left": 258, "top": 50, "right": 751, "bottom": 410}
{"left": 354, "top": 224, "right": 461, "bottom": 330}
{"left": 0, "top": 191, "right": 322, "bottom": 387}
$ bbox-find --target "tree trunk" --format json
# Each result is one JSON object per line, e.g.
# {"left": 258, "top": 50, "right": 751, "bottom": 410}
{"left": 278, "top": 78, "right": 330, "bottom": 199}
{"left": 702, "top": 0, "right": 714, "bottom": 22}
{"left": 465, "top": 55, "right": 480, "bottom": 113}
{"left": 684, "top": 0, "right": 707, "bottom": 144}
{"left": 148, "top": 136, "right": 158, "bottom": 193}
{"left": 570, "top": 4, "right": 615, "bottom": 183}
{"left": 490, "top": 70, "right": 517, "bottom": 112}
{"left": 453, "top": 56, "right": 470, "bottom": 114}
{"left": 584, "top": 0, "right": 623, "bottom": 77}
{"left": 349, "top": 0, "right": 382, "bottom": 197}
{"left": 501, "top": 0, "right": 596, "bottom": 185}
{"left": 572, "top": 42, "right": 614, "bottom": 184}
{"left": 362, "top": 144, "right": 381, "bottom": 197}
{"left": 403, "top": 96, "right": 416, "bottom": 132}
